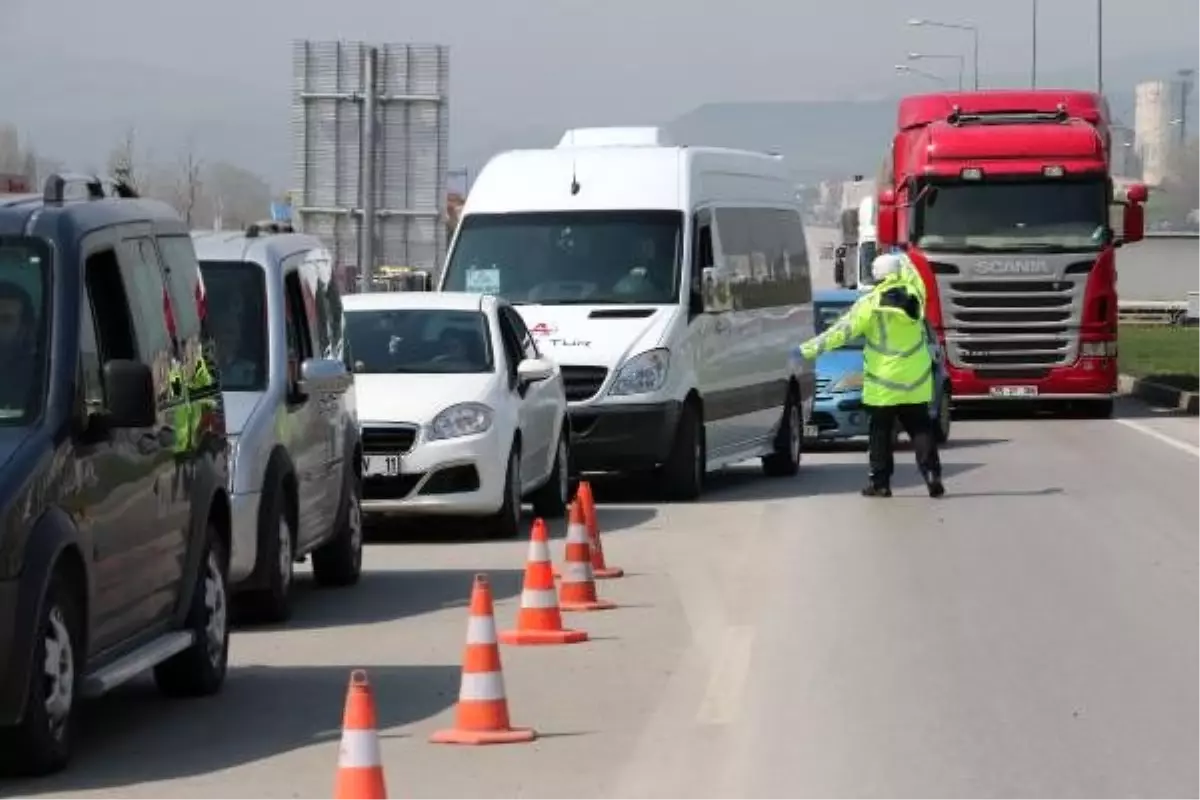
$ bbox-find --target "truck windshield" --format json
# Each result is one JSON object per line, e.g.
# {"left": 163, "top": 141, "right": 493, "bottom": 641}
{"left": 0, "top": 237, "right": 49, "bottom": 425}
{"left": 441, "top": 210, "right": 683, "bottom": 305}
{"left": 915, "top": 178, "right": 1109, "bottom": 252}
{"left": 199, "top": 261, "right": 268, "bottom": 392}
{"left": 856, "top": 240, "right": 878, "bottom": 284}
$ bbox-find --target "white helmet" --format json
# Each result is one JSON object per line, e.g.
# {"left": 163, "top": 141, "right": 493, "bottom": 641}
{"left": 871, "top": 253, "right": 904, "bottom": 282}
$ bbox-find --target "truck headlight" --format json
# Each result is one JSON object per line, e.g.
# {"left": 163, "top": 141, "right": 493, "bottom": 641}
{"left": 609, "top": 348, "right": 670, "bottom": 396}
{"left": 428, "top": 402, "right": 493, "bottom": 441}
{"left": 831, "top": 373, "right": 864, "bottom": 392}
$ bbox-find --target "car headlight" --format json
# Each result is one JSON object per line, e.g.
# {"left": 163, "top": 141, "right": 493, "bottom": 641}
{"left": 831, "top": 373, "right": 863, "bottom": 392}
{"left": 428, "top": 402, "right": 494, "bottom": 441}
{"left": 609, "top": 348, "right": 670, "bottom": 396}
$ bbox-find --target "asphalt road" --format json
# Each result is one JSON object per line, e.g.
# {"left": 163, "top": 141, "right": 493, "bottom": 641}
{"left": 7, "top": 399, "right": 1196, "bottom": 799}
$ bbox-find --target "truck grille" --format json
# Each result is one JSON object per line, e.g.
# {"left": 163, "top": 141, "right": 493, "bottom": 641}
{"left": 561, "top": 366, "right": 608, "bottom": 402}
{"left": 361, "top": 425, "right": 418, "bottom": 454}
{"left": 940, "top": 274, "right": 1083, "bottom": 369}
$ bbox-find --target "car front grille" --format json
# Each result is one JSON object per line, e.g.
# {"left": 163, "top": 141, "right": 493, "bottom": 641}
{"left": 361, "top": 424, "right": 418, "bottom": 454}
{"left": 560, "top": 366, "right": 609, "bottom": 402}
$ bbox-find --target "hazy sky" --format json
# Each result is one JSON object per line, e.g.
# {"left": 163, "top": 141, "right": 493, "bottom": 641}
{"left": 3, "top": 0, "right": 1198, "bottom": 185}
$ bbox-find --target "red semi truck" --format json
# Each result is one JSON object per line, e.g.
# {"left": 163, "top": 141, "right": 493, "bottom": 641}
{"left": 874, "top": 90, "right": 1147, "bottom": 417}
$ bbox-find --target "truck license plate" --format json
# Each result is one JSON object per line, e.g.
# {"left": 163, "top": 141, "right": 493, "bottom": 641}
{"left": 989, "top": 385, "right": 1038, "bottom": 398}
{"left": 363, "top": 454, "right": 402, "bottom": 477}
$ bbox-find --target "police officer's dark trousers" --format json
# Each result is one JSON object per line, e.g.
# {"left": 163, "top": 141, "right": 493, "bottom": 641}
{"left": 865, "top": 403, "right": 941, "bottom": 488}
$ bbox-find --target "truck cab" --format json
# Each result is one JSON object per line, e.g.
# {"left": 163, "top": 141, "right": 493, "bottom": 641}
{"left": 875, "top": 90, "right": 1148, "bottom": 416}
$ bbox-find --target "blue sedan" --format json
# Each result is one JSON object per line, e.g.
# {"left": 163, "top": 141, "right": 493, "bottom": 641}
{"left": 806, "top": 288, "right": 952, "bottom": 445}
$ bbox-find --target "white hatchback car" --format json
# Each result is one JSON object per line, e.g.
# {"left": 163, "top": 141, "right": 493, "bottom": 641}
{"left": 342, "top": 291, "right": 571, "bottom": 537}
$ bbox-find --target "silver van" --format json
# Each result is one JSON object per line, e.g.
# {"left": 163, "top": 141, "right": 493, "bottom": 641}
{"left": 192, "top": 226, "right": 363, "bottom": 623}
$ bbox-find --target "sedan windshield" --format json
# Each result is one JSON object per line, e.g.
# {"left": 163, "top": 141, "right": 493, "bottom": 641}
{"left": 0, "top": 237, "right": 50, "bottom": 424}
{"left": 345, "top": 309, "right": 493, "bottom": 374}
{"left": 200, "top": 261, "right": 268, "bottom": 392}
{"left": 915, "top": 178, "right": 1109, "bottom": 252}
{"left": 441, "top": 210, "right": 683, "bottom": 305}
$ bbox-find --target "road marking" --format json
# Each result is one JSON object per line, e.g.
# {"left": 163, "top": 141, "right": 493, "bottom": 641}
{"left": 1114, "top": 418, "right": 1200, "bottom": 458}
{"left": 696, "top": 625, "right": 755, "bottom": 726}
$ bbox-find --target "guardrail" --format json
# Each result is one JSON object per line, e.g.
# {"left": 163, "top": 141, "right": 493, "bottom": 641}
{"left": 1118, "top": 294, "right": 1200, "bottom": 325}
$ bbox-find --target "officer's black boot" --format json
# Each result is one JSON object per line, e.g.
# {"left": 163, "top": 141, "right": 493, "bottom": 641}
{"left": 861, "top": 482, "right": 892, "bottom": 498}
{"left": 925, "top": 472, "right": 945, "bottom": 498}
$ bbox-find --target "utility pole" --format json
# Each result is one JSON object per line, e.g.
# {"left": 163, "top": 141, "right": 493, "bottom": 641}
{"left": 1031, "top": 0, "right": 1038, "bottom": 88}
{"left": 1178, "top": 68, "right": 1195, "bottom": 145}
{"left": 358, "top": 45, "right": 379, "bottom": 294}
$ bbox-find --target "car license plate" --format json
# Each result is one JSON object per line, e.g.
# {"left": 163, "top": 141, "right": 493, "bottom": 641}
{"left": 802, "top": 423, "right": 819, "bottom": 438}
{"left": 363, "top": 454, "right": 402, "bottom": 477}
{"left": 989, "top": 385, "right": 1038, "bottom": 398}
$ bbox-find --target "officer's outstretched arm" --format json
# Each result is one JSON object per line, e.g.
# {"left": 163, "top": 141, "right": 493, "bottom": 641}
{"left": 799, "top": 299, "right": 871, "bottom": 359}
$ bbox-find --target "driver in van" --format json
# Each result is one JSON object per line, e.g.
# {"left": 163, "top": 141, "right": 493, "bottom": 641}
{"left": 0, "top": 281, "right": 37, "bottom": 411}
{"left": 613, "top": 237, "right": 660, "bottom": 297}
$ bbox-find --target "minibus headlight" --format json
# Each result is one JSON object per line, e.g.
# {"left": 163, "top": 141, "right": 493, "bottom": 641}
{"left": 609, "top": 349, "right": 670, "bottom": 396}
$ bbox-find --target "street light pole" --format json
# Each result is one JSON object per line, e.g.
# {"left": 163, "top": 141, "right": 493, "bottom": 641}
{"left": 895, "top": 64, "right": 948, "bottom": 86}
{"left": 908, "top": 53, "right": 965, "bottom": 90}
{"left": 1031, "top": 0, "right": 1038, "bottom": 88}
{"left": 908, "top": 18, "right": 980, "bottom": 90}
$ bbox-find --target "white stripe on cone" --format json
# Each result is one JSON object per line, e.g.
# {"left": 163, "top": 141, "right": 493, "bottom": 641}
{"left": 466, "top": 615, "right": 497, "bottom": 644}
{"left": 338, "top": 728, "right": 383, "bottom": 769}
{"left": 527, "top": 539, "right": 551, "bottom": 562}
{"left": 520, "top": 588, "right": 558, "bottom": 608}
{"left": 460, "top": 670, "right": 507, "bottom": 702}
{"left": 566, "top": 523, "right": 588, "bottom": 543}
{"left": 561, "top": 561, "right": 594, "bottom": 583}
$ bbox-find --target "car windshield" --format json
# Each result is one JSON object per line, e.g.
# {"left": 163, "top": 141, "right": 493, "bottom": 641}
{"left": 915, "top": 178, "right": 1110, "bottom": 252}
{"left": 441, "top": 210, "right": 683, "bottom": 305}
{"left": 0, "top": 237, "right": 49, "bottom": 425}
{"left": 344, "top": 309, "right": 494, "bottom": 374}
{"left": 814, "top": 302, "right": 865, "bottom": 349}
{"left": 200, "top": 261, "right": 268, "bottom": 392}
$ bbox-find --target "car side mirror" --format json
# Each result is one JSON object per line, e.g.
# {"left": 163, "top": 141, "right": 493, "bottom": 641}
{"left": 103, "top": 360, "right": 156, "bottom": 428}
{"left": 298, "top": 357, "right": 352, "bottom": 396}
{"left": 517, "top": 357, "right": 554, "bottom": 386}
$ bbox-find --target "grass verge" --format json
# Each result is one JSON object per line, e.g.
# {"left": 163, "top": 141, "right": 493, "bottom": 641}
{"left": 1118, "top": 324, "right": 1199, "bottom": 392}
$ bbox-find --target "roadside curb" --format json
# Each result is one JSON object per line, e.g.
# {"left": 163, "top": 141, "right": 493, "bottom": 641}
{"left": 1119, "top": 374, "right": 1199, "bottom": 415}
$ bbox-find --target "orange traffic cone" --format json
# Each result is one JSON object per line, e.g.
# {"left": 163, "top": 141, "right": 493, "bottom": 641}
{"left": 558, "top": 502, "right": 617, "bottom": 612}
{"left": 333, "top": 670, "right": 388, "bottom": 799}
{"left": 577, "top": 481, "right": 623, "bottom": 579}
{"left": 500, "top": 519, "right": 589, "bottom": 645}
{"left": 431, "top": 574, "right": 537, "bottom": 745}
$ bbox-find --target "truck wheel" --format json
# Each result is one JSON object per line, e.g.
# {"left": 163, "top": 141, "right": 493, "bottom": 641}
{"left": 0, "top": 571, "right": 82, "bottom": 777}
{"left": 154, "top": 525, "right": 229, "bottom": 698}
{"left": 531, "top": 429, "right": 570, "bottom": 519}
{"left": 660, "top": 401, "right": 704, "bottom": 501}
{"left": 1081, "top": 398, "right": 1114, "bottom": 419}
{"left": 762, "top": 388, "right": 802, "bottom": 477}
{"left": 239, "top": 471, "right": 294, "bottom": 623}
{"left": 312, "top": 468, "right": 365, "bottom": 587}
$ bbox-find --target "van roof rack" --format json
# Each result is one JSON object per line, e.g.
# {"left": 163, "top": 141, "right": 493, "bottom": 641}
{"left": 947, "top": 103, "right": 1069, "bottom": 127}
{"left": 43, "top": 172, "right": 139, "bottom": 204}
{"left": 245, "top": 220, "right": 295, "bottom": 238}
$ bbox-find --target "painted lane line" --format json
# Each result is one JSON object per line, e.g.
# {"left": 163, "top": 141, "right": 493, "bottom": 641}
{"left": 696, "top": 625, "right": 756, "bottom": 726}
{"left": 1114, "top": 418, "right": 1200, "bottom": 458}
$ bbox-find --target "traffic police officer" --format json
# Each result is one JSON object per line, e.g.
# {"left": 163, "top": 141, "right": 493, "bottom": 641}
{"left": 793, "top": 253, "right": 945, "bottom": 498}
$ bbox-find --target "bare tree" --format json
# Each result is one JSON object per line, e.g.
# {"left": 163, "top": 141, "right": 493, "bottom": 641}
{"left": 171, "top": 144, "right": 205, "bottom": 227}
{"left": 205, "top": 161, "right": 271, "bottom": 229}
{"left": 106, "top": 126, "right": 140, "bottom": 190}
